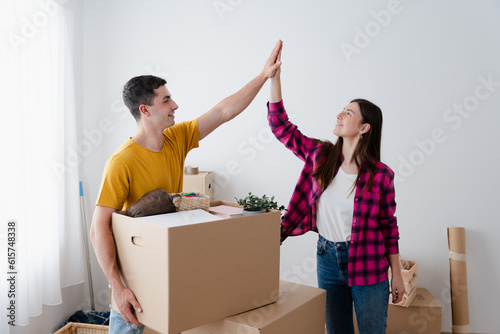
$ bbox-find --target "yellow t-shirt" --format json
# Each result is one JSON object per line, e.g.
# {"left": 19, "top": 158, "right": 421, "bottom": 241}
{"left": 96, "top": 119, "right": 199, "bottom": 210}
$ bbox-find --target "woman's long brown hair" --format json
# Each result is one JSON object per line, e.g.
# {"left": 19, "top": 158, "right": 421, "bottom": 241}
{"left": 312, "top": 99, "right": 383, "bottom": 192}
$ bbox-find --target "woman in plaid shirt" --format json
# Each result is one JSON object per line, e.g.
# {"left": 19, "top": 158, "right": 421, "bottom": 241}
{"left": 267, "top": 44, "right": 404, "bottom": 334}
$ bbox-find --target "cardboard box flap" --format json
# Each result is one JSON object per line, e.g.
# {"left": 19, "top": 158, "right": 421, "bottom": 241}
{"left": 182, "top": 280, "right": 326, "bottom": 334}
{"left": 226, "top": 281, "right": 326, "bottom": 329}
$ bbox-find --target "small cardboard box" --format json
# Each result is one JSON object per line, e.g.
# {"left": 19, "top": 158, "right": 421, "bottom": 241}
{"left": 182, "top": 280, "right": 326, "bottom": 334}
{"left": 111, "top": 201, "right": 281, "bottom": 334}
{"left": 182, "top": 171, "right": 214, "bottom": 200}
{"left": 354, "top": 288, "right": 442, "bottom": 334}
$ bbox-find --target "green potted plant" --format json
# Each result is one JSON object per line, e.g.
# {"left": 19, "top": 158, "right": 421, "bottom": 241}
{"left": 235, "top": 192, "right": 285, "bottom": 216}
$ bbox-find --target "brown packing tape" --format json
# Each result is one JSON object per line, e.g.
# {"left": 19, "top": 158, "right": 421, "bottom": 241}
{"left": 447, "top": 227, "right": 470, "bottom": 334}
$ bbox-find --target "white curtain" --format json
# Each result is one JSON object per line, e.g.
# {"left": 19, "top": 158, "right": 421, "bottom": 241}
{"left": 0, "top": 0, "right": 85, "bottom": 331}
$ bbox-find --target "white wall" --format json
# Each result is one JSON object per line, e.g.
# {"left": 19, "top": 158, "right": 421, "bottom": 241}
{"left": 80, "top": 1, "right": 500, "bottom": 333}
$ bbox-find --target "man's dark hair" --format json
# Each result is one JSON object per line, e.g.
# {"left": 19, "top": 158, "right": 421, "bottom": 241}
{"left": 122, "top": 75, "right": 167, "bottom": 121}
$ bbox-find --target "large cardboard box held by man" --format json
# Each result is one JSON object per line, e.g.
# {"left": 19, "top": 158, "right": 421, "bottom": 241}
{"left": 111, "top": 201, "right": 281, "bottom": 334}
{"left": 181, "top": 280, "right": 326, "bottom": 334}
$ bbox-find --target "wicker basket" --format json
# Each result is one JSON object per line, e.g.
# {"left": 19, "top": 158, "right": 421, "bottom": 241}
{"left": 172, "top": 192, "right": 210, "bottom": 212}
{"left": 54, "top": 323, "right": 109, "bottom": 334}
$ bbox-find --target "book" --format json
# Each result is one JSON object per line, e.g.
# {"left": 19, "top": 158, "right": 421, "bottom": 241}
{"left": 209, "top": 205, "right": 243, "bottom": 218}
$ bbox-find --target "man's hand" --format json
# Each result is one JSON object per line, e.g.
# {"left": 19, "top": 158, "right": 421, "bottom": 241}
{"left": 261, "top": 40, "right": 283, "bottom": 79}
{"left": 113, "top": 286, "right": 143, "bottom": 325}
{"left": 197, "top": 40, "right": 284, "bottom": 140}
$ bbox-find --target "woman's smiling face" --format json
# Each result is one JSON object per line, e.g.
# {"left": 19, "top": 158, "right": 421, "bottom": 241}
{"left": 333, "top": 101, "right": 365, "bottom": 139}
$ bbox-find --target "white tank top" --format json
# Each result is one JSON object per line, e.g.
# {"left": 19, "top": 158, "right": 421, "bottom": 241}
{"left": 316, "top": 167, "right": 357, "bottom": 242}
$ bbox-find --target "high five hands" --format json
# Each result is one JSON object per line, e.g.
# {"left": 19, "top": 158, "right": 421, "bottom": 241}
{"left": 262, "top": 40, "right": 283, "bottom": 79}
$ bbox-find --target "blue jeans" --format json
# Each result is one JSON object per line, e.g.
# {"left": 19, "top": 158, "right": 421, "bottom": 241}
{"left": 316, "top": 235, "right": 389, "bottom": 334}
{"left": 109, "top": 309, "right": 145, "bottom": 334}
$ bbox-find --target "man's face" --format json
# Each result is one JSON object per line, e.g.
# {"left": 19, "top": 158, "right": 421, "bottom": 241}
{"left": 147, "top": 85, "right": 178, "bottom": 129}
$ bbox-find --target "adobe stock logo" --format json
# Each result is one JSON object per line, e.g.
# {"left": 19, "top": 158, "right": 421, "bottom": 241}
{"left": 339, "top": 0, "right": 408, "bottom": 64}
{"left": 213, "top": 0, "right": 243, "bottom": 21}
{"left": 51, "top": 119, "right": 116, "bottom": 180}
{"left": 7, "top": 0, "right": 67, "bottom": 53}
{"left": 51, "top": 64, "right": 170, "bottom": 180}
{"left": 395, "top": 74, "right": 499, "bottom": 184}
{"left": 212, "top": 113, "right": 297, "bottom": 198}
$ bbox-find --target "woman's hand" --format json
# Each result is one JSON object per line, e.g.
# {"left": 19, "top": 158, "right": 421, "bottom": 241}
{"left": 261, "top": 40, "right": 282, "bottom": 79}
{"left": 269, "top": 41, "right": 283, "bottom": 103}
{"left": 391, "top": 274, "right": 405, "bottom": 304}
{"left": 387, "top": 253, "right": 405, "bottom": 303}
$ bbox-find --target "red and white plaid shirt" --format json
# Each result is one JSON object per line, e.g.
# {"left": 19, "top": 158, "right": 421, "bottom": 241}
{"left": 268, "top": 100, "right": 400, "bottom": 286}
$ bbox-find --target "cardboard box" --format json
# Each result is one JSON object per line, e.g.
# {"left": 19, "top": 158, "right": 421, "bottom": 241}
{"left": 182, "top": 280, "right": 326, "bottom": 334}
{"left": 182, "top": 171, "right": 214, "bottom": 200}
{"left": 354, "top": 288, "right": 442, "bottom": 334}
{"left": 111, "top": 201, "right": 281, "bottom": 334}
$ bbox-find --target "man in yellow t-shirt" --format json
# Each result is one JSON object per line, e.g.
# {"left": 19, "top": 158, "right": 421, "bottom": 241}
{"left": 90, "top": 40, "right": 283, "bottom": 333}
{"left": 96, "top": 118, "right": 199, "bottom": 211}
